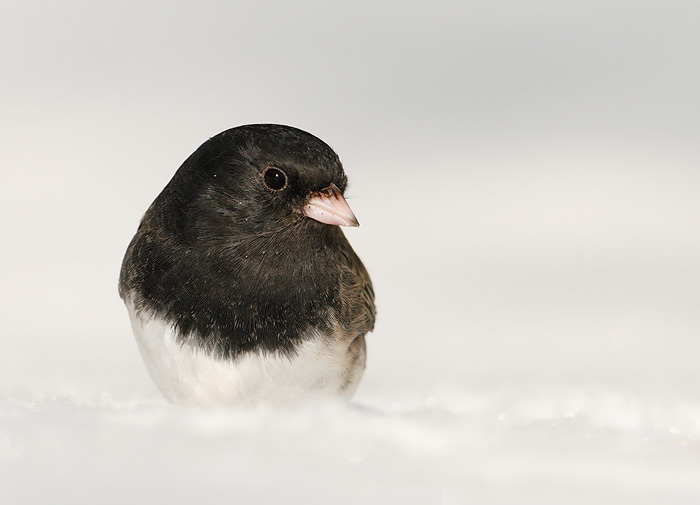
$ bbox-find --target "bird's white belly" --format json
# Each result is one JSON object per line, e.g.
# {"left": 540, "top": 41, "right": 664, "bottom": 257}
{"left": 125, "top": 300, "right": 358, "bottom": 406}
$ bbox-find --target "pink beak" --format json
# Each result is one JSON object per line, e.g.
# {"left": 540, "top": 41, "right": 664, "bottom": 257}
{"left": 302, "top": 184, "right": 359, "bottom": 227}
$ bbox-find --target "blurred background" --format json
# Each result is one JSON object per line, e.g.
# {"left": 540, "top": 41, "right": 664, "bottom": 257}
{"left": 2, "top": 0, "right": 698, "bottom": 397}
{"left": 1, "top": 0, "right": 699, "bottom": 502}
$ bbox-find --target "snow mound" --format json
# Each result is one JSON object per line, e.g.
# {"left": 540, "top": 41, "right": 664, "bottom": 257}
{"left": 2, "top": 385, "right": 700, "bottom": 505}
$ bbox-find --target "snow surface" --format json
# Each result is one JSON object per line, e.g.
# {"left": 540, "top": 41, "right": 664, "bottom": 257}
{"left": 2, "top": 1, "right": 700, "bottom": 503}
{"left": 3, "top": 385, "right": 700, "bottom": 504}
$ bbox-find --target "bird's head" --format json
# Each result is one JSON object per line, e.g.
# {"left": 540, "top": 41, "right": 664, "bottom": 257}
{"left": 156, "top": 124, "right": 359, "bottom": 244}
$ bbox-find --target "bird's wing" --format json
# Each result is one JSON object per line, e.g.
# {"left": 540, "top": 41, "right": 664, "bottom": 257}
{"left": 338, "top": 242, "right": 376, "bottom": 338}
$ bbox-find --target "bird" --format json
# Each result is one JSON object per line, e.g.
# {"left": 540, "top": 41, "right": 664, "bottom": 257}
{"left": 118, "top": 124, "right": 375, "bottom": 406}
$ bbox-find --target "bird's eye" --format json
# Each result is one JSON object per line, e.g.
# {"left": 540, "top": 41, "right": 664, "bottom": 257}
{"left": 263, "top": 167, "right": 287, "bottom": 191}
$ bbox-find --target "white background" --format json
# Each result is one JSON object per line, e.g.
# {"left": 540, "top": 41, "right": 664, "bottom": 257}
{"left": 1, "top": 1, "right": 699, "bottom": 503}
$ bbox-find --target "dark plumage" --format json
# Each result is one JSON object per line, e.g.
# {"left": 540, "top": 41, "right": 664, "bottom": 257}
{"left": 119, "top": 124, "right": 375, "bottom": 405}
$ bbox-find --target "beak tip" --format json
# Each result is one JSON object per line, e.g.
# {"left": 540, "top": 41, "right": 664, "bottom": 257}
{"left": 303, "top": 188, "right": 361, "bottom": 228}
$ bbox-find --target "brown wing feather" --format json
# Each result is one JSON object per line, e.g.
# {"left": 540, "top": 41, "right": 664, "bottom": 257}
{"left": 337, "top": 240, "right": 376, "bottom": 338}
{"left": 335, "top": 237, "right": 374, "bottom": 395}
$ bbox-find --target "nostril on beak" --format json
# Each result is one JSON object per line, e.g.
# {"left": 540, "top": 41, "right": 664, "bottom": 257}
{"left": 322, "top": 184, "right": 341, "bottom": 198}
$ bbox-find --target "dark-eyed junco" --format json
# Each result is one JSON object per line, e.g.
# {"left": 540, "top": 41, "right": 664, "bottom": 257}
{"left": 119, "top": 124, "right": 375, "bottom": 406}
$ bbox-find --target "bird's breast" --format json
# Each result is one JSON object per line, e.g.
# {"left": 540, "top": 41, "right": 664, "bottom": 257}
{"left": 124, "top": 296, "right": 363, "bottom": 405}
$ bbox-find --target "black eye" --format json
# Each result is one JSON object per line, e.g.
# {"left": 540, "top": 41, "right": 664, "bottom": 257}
{"left": 263, "top": 167, "right": 287, "bottom": 191}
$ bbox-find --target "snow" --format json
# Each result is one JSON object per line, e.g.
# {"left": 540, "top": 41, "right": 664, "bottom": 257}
{"left": 2, "top": 0, "right": 700, "bottom": 503}
{"left": 3, "top": 386, "right": 700, "bottom": 503}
